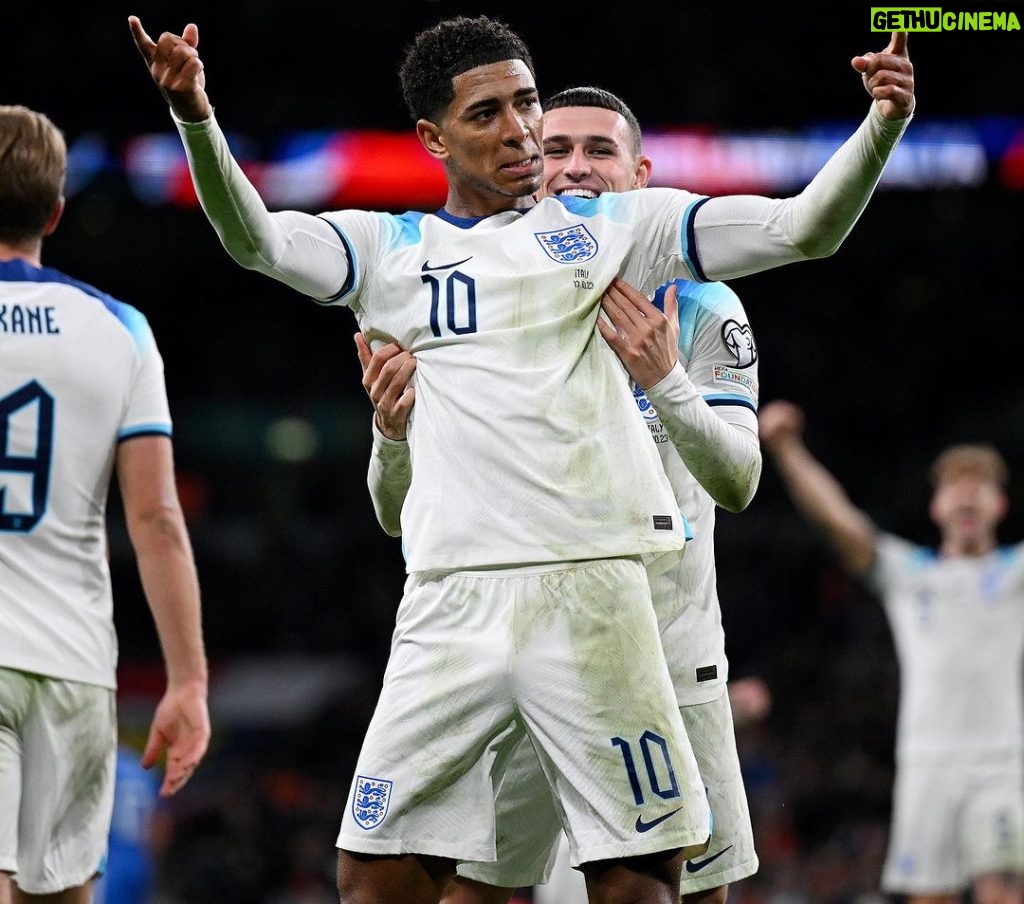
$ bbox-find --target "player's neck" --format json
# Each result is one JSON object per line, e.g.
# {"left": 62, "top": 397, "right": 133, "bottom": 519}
{"left": 0, "top": 240, "right": 41, "bottom": 266}
{"left": 940, "top": 534, "right": 997, "bottom": 558}
{"left": 442, "top": 189, "right": 537, "bottom": 220}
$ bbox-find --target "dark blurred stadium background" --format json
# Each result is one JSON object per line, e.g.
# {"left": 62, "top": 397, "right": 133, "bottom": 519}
{"left": 4, "top": 1, "right": 1023, "bottom": 901}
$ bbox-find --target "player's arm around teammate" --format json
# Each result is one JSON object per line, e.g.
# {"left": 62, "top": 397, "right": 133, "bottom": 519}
{"left": 599, "top": 278, "right": 761, "bottom": 513}
{"left": 354, "top": 333, "right": 416, "bottom": 537}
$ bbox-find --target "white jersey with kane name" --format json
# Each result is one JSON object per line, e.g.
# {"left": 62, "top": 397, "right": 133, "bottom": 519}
{"left": 867, "top": 534, "right": 1024, "bottom": 761}
{"left": 322, "top": 190, "right": 708, "bottom": 572}
{"left": 0, "top": 260, "right": 171, "bottom": 688}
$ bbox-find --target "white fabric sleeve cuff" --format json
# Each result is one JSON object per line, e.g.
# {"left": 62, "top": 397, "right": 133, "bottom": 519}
{"left": 367, "top": 417, "right": 412, "bottom": 537}
{"left": 644, "top": 362, "right": 762, "bottom": 512}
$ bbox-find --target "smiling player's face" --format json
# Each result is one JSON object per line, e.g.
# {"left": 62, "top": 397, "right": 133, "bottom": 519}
{"left": 540, "top": 106, "right": 651, "bottom": 199}
{"left": 422, "top": 59, "right": 543, "bottom": 216}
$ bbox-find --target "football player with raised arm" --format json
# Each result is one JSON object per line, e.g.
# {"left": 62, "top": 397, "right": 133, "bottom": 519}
{"left": 358, "top": 86, "right": 764, "bottom": 904}
{"left": 759, "top": 400, "right": 1024, "bottom": 904}
{"left": 130, "top": 13, "right": 913, "bottom": 904}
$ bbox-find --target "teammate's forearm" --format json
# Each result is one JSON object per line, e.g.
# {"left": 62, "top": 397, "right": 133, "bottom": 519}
{"left": 174, "top": 112, "right": 347, "bottom": 299}
{"left": 644, "top": 363, "right": 762, "bottom": 512}
{"left": 367, "top": 419, "right": 412, "bottom": 537}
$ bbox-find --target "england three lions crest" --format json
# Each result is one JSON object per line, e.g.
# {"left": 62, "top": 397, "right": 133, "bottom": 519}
{"left": 535, "top": 224, "right": 598, "bottom": 263}
{"left": 352, "top": 775, "right": 393, "bottom": 830}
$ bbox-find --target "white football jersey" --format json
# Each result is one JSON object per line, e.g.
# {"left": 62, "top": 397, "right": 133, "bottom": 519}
{"left": 868, "top": 534, "right": 1024, "bottom": 760}
{"left": 321, "top": 190, "right": 709, "bottom": 572}
{"left": 0, "top": 260, "right": 171, "bottom": 688}
{"left": 635, "top": 280, "right": 759, "bottom": 706}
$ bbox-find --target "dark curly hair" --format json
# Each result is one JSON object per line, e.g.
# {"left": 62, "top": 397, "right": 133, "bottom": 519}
{"left": 399, "top": 15, "right": 535, "bottom": 123}
{"left": 543, "top": 86, "right": 643, "bottom": 158}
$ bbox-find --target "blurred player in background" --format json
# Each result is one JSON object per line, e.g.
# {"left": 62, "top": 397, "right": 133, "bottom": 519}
{"left": 360, "top": 86, "right": 768, "bottom": 904}
{"left": 759, "top": 399, "right": 1024, "bottom": 904}
{"left": 0, "top": 104, "right": 209, "bottom": 904}
{"left": 92, "top": 744, "right": 161, "bottom": 904}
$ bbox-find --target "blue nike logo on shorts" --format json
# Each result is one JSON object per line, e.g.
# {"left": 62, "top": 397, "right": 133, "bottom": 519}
{"left": 634, "top": 808, "right": 683, "bottom": 833}
{"left": 685, "top": 844, "right": 733, "bottom": 873}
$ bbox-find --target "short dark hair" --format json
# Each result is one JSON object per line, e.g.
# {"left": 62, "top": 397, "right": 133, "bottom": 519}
{"left": 0, "top": 105, "right": 66, "bottom": 244}
{"left": 399, "top": 15, "right": 535, "bottom": 123}
{"left": 543, "top": 86, "right": 643, "bottom": 157}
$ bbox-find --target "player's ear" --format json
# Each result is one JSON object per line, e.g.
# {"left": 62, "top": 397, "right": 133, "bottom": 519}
{"left": 633, "top": 155, "right": 653, "bottom": 189}
{"left": 43, "top": 196, "right": 65, "bottom": 236}
{"left": 995, "top": 489, "right": 1010, "bottom": 524}
{"left": 417, "top": 119, "right": 449, "bottom": 161}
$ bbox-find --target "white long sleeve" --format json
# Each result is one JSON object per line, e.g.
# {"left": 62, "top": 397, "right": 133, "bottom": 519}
{"left": 694, "top": 104, "right": 912, "bottom": 280}
{"left": 366, "top": 418, "right": 412, "bottom": 537}
{"left": 174, "top": 113, "right": 349, "bottom": 301}
{"left": 644, "top": 362, "right": 762, "bottom": 513}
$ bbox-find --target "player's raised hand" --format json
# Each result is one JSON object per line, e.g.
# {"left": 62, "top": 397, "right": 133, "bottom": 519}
{"left": 355, "top": 333, "right": 416, "bottom": 440}
{"left": 129, "top": 15, "right": 212, "bottom": 123}
{"left": 757, "top": 400, "right": 806, "bottom": 450}
{"left": 142, "top": 679, "right": 210, "bottom": 798}
{"left": 852, "top": 31, "right": 915, "bottom": 120}
{"left": 598, "top": 277, "right": 680, "bottom": 390}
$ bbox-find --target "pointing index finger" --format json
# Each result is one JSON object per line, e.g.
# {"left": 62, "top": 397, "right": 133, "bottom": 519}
{"left": 128, "top": 15, "right": 157, "bottom": 61}
{"left": 888, "top": 30, "right": 909, "bottom": 56}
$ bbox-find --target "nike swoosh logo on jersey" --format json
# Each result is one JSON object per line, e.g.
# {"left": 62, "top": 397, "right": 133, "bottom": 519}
{"left": 685, "top": 844, "right": 733, "bottom": 873}
{"left": 421, "top": 256, "right": 473, "bottom": 272}
{"left": 634, "top": 808, "right": 683, "bottom": 833}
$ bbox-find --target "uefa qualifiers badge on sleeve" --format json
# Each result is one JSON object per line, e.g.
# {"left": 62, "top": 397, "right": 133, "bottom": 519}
{"left": 352, "top": 775, "right": 393, "bottom": 829}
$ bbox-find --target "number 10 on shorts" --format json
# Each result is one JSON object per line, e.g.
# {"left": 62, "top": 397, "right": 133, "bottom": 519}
{"left": 611, "top": 731, "right": 681, "bottom": 804}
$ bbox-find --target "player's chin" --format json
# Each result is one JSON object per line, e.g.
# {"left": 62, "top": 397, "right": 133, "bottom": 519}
{"left": 498, "top": 175, "right": 542, "bottom": 199}
{"left": 498, "top": 163, "right": 542, "bottom": 194}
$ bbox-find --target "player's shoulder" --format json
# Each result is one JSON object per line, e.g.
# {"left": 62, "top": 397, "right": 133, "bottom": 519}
{"left": 996, "top": 539, "right": 1024, "bottom": 572}
{"left": 876, "top": 532, "right": 935, "bottom": 571}
{"left": 319, "top": 208, "right": 426, "bottom": 245}
{"left": 549, "top": 186, "right": 705, "bottom": 220}
{"left": 656, "top": 278, "right": 743, "bottom": 315}
{"left": 1, "top": 258, "right": 149, "bottom": 334}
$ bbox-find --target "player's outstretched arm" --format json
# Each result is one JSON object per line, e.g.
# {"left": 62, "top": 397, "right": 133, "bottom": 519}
{"left": 128, "top": 16, "right": 348, "bottom": 301}
{"left": 117, "top": 435, "right": 210, "bottom": 797}
{"left": 356, "top": 334, "right": 414, "bottom": 537}
{"left": 691, "top": 32, "right": 914, "bottom": 281}
{"left": 758, "top": 400, "right": 877, "bottom": 576}
{"left": 600, "top": 278, "right": 762, "bottom": 512}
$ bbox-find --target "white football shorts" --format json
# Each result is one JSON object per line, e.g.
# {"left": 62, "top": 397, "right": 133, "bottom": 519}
{"left": 678, "top": 691, "right": 759, "bottom": 893}
{"left": 336, "top": 557, "right": 711, "bottom": 866}
{"left": 882, "top": 752, "right": 1024, "bottom": 894}
{"left": 0, "top": 668, "right": 116, "bottom": 894}
{"left": 461, "top": 688, "right": 756, "bottom": 894}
